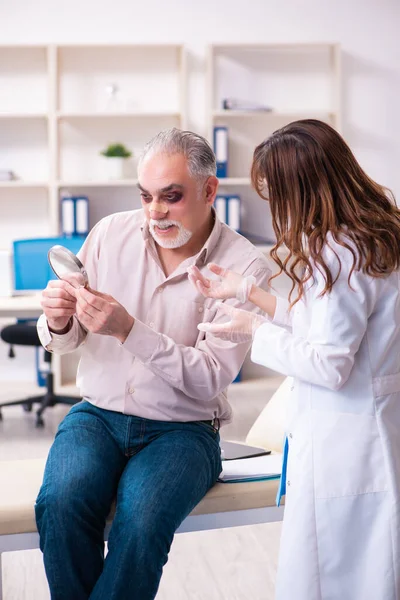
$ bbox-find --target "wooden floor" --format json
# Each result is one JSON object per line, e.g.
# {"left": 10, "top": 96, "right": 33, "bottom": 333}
{"left": 0, "top": 379, "right": 283, "bottom": 600}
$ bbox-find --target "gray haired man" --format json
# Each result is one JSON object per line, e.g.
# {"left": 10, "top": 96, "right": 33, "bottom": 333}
{"left": 35, "top": 128, "right": 271, "bottom": 600}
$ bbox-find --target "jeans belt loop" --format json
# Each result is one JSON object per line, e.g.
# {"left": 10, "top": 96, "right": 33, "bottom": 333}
{"left": 211, "top": 416, "right": 220, "bottom": 432}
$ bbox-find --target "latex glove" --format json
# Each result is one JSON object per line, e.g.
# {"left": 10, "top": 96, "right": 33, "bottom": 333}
{"left": 197, "top": 302, "right": 267, "bottom": 343}
{"left": 75, "top": 286, "right": 134, "bottom": 344}
{"left": 187, "top": 263, "right": 255, "bottom": 303}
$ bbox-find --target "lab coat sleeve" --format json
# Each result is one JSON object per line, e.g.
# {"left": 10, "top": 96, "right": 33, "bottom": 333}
{"left": 251, "top": 246, "right": 380, "bottom": 391}
{"left": 271, "top": 296, "right": 293, "bottom": 330}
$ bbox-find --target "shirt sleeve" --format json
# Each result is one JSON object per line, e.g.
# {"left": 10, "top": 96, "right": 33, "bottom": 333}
{"left": 121, "top": 263, "right": 272, "bottom": 400}
{"left": 37, "top": 313, "right": 87, "bottom": 354}
{"left": 36, "top": 219, "right": 106, "bottom": 355}
{"left": 251, "top": 246, "right": 380, "bottom": 391}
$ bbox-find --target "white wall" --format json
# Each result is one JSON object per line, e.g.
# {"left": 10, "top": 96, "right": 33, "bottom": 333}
{"left": 1, "top": 0, "right": 399, "bottom": 196}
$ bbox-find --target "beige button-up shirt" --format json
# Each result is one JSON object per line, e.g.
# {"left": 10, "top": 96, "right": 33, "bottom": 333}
{"left": 37, "top": 209, "right": 271, "bottom": 425}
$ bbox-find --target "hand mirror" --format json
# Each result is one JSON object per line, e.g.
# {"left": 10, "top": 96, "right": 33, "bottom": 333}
{"left": 48, "top": 245, "right": 89, "bottom": 288}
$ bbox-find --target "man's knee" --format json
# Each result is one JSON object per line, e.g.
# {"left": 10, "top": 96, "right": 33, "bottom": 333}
{"left": 109, "top": 502, "right": 175, "bottom": 558}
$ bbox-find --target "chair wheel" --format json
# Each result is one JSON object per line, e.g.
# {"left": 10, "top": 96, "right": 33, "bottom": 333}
{"left": 23, "top": 403, "right": 33, "bottom": 412}
{"left": 36, "top": 416, "right": 45, "bottom": 428}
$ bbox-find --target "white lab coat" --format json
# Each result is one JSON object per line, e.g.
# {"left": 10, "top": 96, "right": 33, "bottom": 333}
{"left": 252, "top": 234, "right": 400, "bottom": 600}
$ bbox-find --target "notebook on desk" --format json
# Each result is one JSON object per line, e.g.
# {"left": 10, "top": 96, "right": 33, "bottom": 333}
{"left": 218, "top": 452, "right": 283, "bottom": 484}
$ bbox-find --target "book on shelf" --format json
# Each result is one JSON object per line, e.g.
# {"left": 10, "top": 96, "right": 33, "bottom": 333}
{"left": 222, "top": 98, "right": 273, "bottom": 112}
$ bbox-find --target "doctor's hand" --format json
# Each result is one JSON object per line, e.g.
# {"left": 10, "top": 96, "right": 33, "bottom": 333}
{"left": 197, "top": 302, "right": 267, "bottom": 343}
{"left": 41, "top": 280, "right": 77, "bottom": 334}
{"left": 75, "top": 286, "right": 134, "bottom": 344}
{"left": 187, "top": 263, "right": 256, "bottom": 303}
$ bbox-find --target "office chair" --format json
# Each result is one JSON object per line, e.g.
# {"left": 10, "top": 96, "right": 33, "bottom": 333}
{"left": 0, "top": 236, "right": 85, "bottom": 427}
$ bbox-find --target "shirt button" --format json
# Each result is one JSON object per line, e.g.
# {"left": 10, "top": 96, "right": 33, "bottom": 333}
{"left": 149, "top": 322, "right": 154, "bottom": 328}
{"left": 128, "top": 387, "right": 135, "bottom": 394}
{"left": 287, "top": 481, "right": 291, "bottom": 486}
{"left": 290, "top": 385, "right": 294, "bottom": 391}
{"left": 289, "top": 433, "right": 293, "bottom": 439}
{"left": 198, "top": 306, "right": 204, "bottom": 314}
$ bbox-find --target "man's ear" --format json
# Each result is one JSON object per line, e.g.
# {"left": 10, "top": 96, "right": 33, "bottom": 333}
{"left": 203, "top": 176, "right": 219, "bottom": 206}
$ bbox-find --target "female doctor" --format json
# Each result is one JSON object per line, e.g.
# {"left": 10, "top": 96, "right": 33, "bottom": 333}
{"left": 188, "top": 119, "right": 400, "bottom": 600}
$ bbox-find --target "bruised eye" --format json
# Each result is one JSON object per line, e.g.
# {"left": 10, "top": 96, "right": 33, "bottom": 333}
{"left": 141, "top": 194, "right": 152, "bottom": 203}
{"left": 164, "top": 193, "right": 183, "bottom": 203}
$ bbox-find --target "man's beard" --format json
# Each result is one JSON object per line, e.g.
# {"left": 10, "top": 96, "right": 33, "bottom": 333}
{"left": 149, "top": 219, "right": 193, "bottom": 249}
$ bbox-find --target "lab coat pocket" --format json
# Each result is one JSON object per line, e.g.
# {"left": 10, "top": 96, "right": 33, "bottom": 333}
{"left": 313, "top": 410, "right": 388, "bottom": 499}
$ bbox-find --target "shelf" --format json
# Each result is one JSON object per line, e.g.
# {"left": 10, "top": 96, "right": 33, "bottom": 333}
{"left": 57, "top": 179, "right": 139, "bottom": 188}
{"left": 218, "top": 177, "right": 251, "bottom": 186}
{"left": 0, "top": 181, "right": 49, "bottom": 189}
{"left": 57, "top": 111, "right": 181, "bottom": 120}
{"left": 212, "top": 43, "right": 338, "bottom": 51}
{"left": 0, "top": 113, "right": 48, "bottom": 120}
{"left": 213, "top": 110, "right": 335, "bottom": 120}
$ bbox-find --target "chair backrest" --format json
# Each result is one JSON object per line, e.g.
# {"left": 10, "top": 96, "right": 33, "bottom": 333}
{"left": 13, "top": 236, "right": 86, "bottom": 292}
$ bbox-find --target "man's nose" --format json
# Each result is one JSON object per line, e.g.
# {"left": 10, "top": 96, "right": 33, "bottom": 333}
{"left": 150, "top": 208, "right": 168, "bottom": 220}
{"left": 149, "top": 201, "right": 168, "bottom": 219}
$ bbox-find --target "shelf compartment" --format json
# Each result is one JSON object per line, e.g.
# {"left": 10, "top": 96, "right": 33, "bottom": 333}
{"left": 211, "top": 44, "right": 338, "bottom": 116}
{"left": 0, "top": 46, "right": 48, "bottom": 114}
{"left": 58, "top": 45, "right": 184, "bottom": 115}
{"left": 58, "top": 114, "right": 180, "bottom": 182}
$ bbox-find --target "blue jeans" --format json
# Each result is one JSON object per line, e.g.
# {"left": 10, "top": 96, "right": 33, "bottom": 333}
{"left": 35, "top": 401, "right": 222, "bottom": 600}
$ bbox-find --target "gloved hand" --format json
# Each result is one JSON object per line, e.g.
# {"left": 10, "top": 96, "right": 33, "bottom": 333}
{"left": 187, "top": 263, "right": 255, "bottom": 303}
{"left": 197, "top": 302, "right": 267, "bottom": 343}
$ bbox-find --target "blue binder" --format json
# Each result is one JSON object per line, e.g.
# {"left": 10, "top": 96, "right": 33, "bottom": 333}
{"left": 61, "top": 195, "right": 89, "bottom": 236}
{"left": 213, "top": 126, "right": 228, "bottom": 178}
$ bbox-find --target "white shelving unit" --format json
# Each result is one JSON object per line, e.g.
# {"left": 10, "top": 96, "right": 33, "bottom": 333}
{"left": 207, "top": 43, "right": 341, "bottom": 242}
{"left": 0, "top": 44, "right": 187, "bottom": 250}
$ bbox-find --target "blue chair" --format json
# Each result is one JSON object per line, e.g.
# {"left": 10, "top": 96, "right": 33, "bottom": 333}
{"left": 0, "top": 236, "right": 85, "bottom": 427}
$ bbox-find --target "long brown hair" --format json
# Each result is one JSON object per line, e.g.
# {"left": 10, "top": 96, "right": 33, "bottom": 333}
{"left": 251, "top": 119, "right": 400, "bottom": 305}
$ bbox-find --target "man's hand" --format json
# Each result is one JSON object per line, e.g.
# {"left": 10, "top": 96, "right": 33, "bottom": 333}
{"left": 75, "top": 287, "right": 135, "bottom": 344}
{"left": 41, "top": 280, "right": 77, "bottom": 333}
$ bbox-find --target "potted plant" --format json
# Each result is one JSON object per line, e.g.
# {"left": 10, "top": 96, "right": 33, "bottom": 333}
{"left": 100, "top": 143, "right": 132, "bottom": 180}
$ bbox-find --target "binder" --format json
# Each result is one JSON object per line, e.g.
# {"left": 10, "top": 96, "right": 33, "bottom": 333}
{"left": 75, "top": 196, "right": 89, "bottom": 235}
{"left": 213, "top": 126, "right": 228, "bottom": 178}
{"left": 61, "top": 196, "right": 75, "bottom": 236}
{"left": 227, "top": 195, "right": 241, "bottom": 231}
{"left": 60, "top": 195, "right": 89, "bottom": 236}
{"left": 214, "top": 195, "right": 228, "bottom": 223}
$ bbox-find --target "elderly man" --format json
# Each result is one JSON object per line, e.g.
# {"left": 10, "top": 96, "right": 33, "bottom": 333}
{"left": 35, "top": 128, "right": 271, "bottom": 600}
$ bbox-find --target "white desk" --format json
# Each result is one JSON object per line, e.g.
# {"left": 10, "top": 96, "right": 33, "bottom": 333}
{"left": 0, "top": 295, "right": 42, "bottom": 319}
